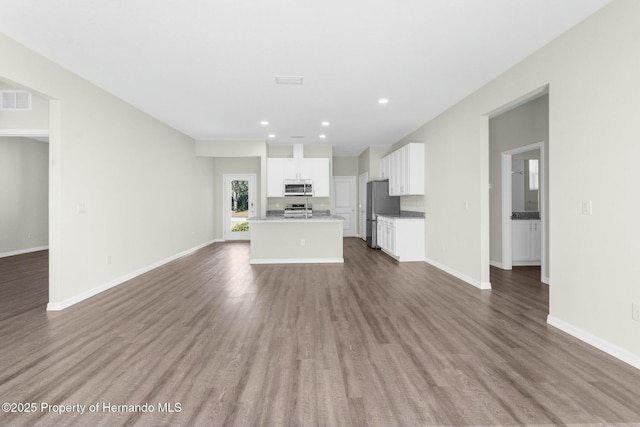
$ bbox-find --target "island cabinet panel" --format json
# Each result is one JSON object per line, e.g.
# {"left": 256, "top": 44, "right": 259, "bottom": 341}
{"left": 248, "top": 217, "right": 343, "bottom": 264}
{"left": 267, "top": 157, "right": 330, "bottom": 197}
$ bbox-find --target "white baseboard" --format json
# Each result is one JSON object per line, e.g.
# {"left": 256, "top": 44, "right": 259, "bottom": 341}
{"left": 489, "top": 260, "right": 506, "bottom": 269}
{"left": 513, "top": 261, "right": 542, "bottom": 267}
{"left": 547, "top": 315, "right": 640, "bottom": 371}
{"left": 424, "top": 257, "right": 491, "bottom": 290}
{"left": 542, "top": 275, "right": 550, "bottom": 285}
{"left": 0, "top": 245, "right": 49, "bottom": 258}
{"left": 46, "top": 240, "right": 215, "bottom": 311}
{"left": 213, "top": 238, "right": 225, "bottom": 243}
{"left": 250, "top": 258, "right": 344, "bottom": 265}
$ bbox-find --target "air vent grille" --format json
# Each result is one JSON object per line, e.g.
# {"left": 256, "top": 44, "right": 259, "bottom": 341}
{"left": 0, "top": 91, "right": 32, "bottom": 111}
{"left": 276, "top": 76, "right": 303, "bottom": 85}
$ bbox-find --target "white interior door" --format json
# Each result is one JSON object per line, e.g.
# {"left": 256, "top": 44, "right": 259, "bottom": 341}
{"left": 358, "top": 172, "right": 368, "bottom": 240}
{"left": 224, "top": 174, "right": 256, "bottom": 241}
{"left": 333, "top": 176, "right": 357, "bottom": 237}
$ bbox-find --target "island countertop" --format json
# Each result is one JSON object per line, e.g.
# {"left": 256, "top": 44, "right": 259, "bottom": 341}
{"left": 248, "top": 215, "right": 344, "bottom": 223}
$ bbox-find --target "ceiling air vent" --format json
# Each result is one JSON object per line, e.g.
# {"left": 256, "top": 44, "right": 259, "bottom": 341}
{"left": 275, "top": 76, "right": 303, "bottom": 85}
{"left": 0, "top": 90, "right": 32, "bottom": 111}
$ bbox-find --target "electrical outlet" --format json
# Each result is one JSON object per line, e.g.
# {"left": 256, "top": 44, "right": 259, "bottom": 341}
{"left": 300, "top": 239, "right": 305, "bottom": 246}
{"left": 632, "top": 302, "right": 640, "bottom": 322}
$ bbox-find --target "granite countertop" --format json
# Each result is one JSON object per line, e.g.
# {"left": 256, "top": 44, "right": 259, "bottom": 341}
{"left": 377, "top": 210, "right": 425, "bottom": 219}
{"left": 249, "top": 215, "right": 344, "bottom": 222}
{"left": 511, "top": 211, "right": 540, "bottom": 220}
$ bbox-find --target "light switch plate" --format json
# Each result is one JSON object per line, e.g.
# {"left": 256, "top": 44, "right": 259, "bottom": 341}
{"left": 581, "top": 200, "right": 592, "bottom": 215}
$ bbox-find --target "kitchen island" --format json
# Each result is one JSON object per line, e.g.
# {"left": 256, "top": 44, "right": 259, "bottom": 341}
{"left": 248, "top": 215, "right": 344, "bottom": 264}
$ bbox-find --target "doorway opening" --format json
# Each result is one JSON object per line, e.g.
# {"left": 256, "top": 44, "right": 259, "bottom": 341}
{"left": 0, "top": 78, "right": 55, "bottom": 310}
{"left": 223, "top": 174, "right": 256, "bottom": 241}
{"left": 501, "top": 142, "right": 546, "bottom": 283}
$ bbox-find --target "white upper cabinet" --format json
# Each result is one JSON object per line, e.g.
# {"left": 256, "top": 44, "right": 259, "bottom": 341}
{"left": 308, "top": 158, "right": 330, "bottom": 197}
{"left": 267, "top": 158, "right": 287, "bottom": 197}
{"left": 380, "top": 155, "right": 391, "bottom": 180}
{"left": 267, "top": 157, "right": 330, "bottom": 197}
{"left": 380, "top": 142, "right": 424, "bottom": 196}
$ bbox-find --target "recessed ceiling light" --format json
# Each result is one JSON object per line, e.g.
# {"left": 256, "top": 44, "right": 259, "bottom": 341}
{"left": 321, "top": 121, "right": 330, "bottom": 126}
{"left": 260, "top": 121, "right": 269, "bottom": 125}
{"left": 378, "top": 98, "right": 389, "bottom": 105}
{"left": 319, "top": 134, "right": 327, "bottom": 139}
{"left": 268, "top": 134, "right": 276, "bottom": 138}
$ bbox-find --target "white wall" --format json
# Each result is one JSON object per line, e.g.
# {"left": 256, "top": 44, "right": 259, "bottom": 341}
{"left": 196, "top": 140, "right": 268, "bottom": 219}
{"left": 390, "top": 0, "right": 640, "bottom": 364}
{"left": 0, "top": 32, "right": 216, "bottom": 308}
{"left": 0, "top": 137, "right": 49, "bottom": 256}
{"left": 332, "top": 156, "right": 358, "bottom": 176}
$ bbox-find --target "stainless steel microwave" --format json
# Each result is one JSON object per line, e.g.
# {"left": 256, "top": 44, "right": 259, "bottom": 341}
{"left": 283, "top": 179, "right": 313, "bottom": 196}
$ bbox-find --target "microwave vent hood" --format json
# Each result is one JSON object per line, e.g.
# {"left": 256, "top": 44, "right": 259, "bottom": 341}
{"left": 284, "top": 179, "right": 313, "bottom": 196}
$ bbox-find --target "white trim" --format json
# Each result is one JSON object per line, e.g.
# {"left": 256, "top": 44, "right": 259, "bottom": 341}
{"left": 0, "top": 245, "right": 49, "bottom": 258}
{"left": 488, "top": 85, "right": 548, "bottom": 119}
{"left": 0, "top": 128, "right": 49, "bottom": 138}
{"left": 542, "top": 275, "right": 549, "bottom": 285}
{"left": 490, "top": 260, "right": 505, "bottom": 269}
{"left": 358, "top": 171, "right": 369, "bottom": 241}
{"left": 501, "top": 141, "right": 546, "bottom": 284}
{"left": 46, "top": 240, "right": 215, "bottom": 311}
{"left": 512, "top": 261, "right": 542, "bottom": 267}
{"left": 214, "top": 238, "right": 226, "bottom": 243}
{"left": 250, "top": 258, "right": 344, "bottom": 265}
{"left": 547, "top": 315, "right": 640, "bottom": 371}
{"left": 425, "top": 257, "right": 492, "bottom": 290}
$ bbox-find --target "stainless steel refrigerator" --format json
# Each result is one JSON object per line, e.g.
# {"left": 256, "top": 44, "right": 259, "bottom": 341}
{"left": 366, "top": 180, "right": 400, "bottom": 248}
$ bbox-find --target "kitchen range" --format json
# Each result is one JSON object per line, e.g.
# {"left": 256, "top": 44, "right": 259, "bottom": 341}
{"left": 284, "top": 202, "right": 312, "bottom": 218}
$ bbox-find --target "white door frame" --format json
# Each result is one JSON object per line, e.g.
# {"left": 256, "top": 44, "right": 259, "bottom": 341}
{"left": 223, "top": 174, "right": 256, "bottom": 241}
{"left": 358, "top": 172, "right": 368, "bottom": 240}
{"left": 501, "top": 141, "right": 546, "bottom": 283}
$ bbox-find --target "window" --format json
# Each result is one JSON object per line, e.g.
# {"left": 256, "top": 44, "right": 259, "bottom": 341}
{"left": 528, "top": 159, "right": 539, "bottom": 191}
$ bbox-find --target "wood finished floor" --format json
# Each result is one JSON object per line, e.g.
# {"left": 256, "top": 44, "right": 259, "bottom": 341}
{"left": 1, "top": 241, "right": 640, "bottom": 427}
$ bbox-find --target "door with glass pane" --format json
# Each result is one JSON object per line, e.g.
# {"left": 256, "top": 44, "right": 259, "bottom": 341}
{"left": 224, "top": 174, "right": 256, "bottom": 240}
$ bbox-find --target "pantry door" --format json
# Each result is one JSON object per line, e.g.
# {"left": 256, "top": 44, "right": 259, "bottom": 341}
{"left": 332, "top": 176, "right": 357, "bottom": 237}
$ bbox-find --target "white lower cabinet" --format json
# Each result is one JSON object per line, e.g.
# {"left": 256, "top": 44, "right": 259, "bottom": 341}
{"left": 512, "top": 219, "right": 541, "bottom": 265}
{"left": 377, "top": 216, "right": 424, "bottom": 262}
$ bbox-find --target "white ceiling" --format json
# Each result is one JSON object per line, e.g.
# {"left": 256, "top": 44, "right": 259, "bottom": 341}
{"left": 0, "top": 0, "right": 610, "bottom": 155}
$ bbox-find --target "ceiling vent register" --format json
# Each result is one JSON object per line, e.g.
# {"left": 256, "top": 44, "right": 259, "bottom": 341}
{"left": 0, "top": 90, "right": 32, "bottom": 111}
{"left": 275, "top": 76, "right": 303, "bottom": 85}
